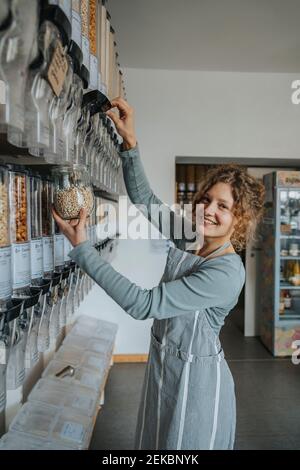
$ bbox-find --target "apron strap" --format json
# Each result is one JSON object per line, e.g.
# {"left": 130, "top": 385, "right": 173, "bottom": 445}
{"left": 205, "top": 241, "right": 232, "bottom": 260}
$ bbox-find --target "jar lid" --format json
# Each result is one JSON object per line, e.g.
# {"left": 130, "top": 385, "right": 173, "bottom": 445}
{"left": 82, "top": 90, "right": 112, "bottom": 116}
{"left": 0, "top": 2, "right": 12, "bottom": 32}
{"left": 41, "top": 4, "right": 71, "bottom": 47}
{"left": 6, "top": 164, "right": 28, "bottom": 174}
{"left": 51, "top": 164, "right": 72, "bottom": 174}
{"left": 68, "top": 39, "right": 83, "bottom": 75}
{"left": 5, "top": 299, "right": 24, "bottom": 323}
{"left": 27, "top": 169, "right": 42, "bottom": 179}
{"left": 80, "top": 64, "right": 90, "bottom": 90}
{"left": 39, "top": 279, "right": 51, "bottom": 294}
{"left": 0, "top": 163, "right": 8, "bottom": 172}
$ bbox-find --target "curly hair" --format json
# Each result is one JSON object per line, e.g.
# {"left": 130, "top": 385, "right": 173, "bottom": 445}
{"left": 192, "top": 164, "right": 266, "bottom": 252}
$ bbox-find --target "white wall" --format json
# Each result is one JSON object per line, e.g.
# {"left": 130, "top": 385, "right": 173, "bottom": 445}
{"left": 79, "top": 69, "right": 300, "bottom": 353}
{"left": 125, "top": 69, "right": 300, "bottom": 204}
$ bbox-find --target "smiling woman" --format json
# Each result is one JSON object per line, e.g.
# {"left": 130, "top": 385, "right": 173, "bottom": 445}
{"left": 54, "top": 97, "right": 266, "bottom": 451}
{"left": 193, "top": 165, "right": 265, "bottom": 255}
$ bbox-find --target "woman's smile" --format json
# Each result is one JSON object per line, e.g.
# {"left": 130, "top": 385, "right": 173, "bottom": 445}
{"left": 204, "top": 216, "right": 218, "bottom": 226}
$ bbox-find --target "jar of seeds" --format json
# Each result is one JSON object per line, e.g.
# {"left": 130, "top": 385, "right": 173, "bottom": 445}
{"left": 52, "top": 164, "right": 94, "bottom": 220}
{"left": 0, "top": 166, "right": 9, "bottom": 248}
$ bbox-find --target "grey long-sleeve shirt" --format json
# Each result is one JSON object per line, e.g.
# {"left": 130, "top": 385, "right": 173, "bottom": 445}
{"left": 68, "top": 146, "right": 245, "bottom": 326}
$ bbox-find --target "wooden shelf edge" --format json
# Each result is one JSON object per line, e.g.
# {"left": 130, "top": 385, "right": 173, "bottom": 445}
{"left": 113, "top": 354, "right": 148, "bottom": 363}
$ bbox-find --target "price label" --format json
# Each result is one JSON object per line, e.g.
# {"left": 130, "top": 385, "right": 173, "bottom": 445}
{"left": 12, "top": 243, "right": 31, "bottom": 289}
{"left": 0, "top": 246, "right": 12, "bottom": 298}
{"left": 47, "top": 40, "right": 69, "bottom": 97}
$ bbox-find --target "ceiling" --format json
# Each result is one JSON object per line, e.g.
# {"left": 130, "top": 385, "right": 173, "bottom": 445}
{"left": 107, "top": 0, "right": 300, "bottom": 72}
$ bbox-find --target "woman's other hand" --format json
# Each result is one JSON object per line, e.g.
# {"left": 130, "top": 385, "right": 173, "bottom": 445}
{"left": 106, "top": 97, "right": 137, "bottom": 150}
{"left": 52, "top": 207, "right": 88, "bottom": 247}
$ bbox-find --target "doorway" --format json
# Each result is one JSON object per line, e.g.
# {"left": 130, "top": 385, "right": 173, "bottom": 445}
{"left": 175, "top": 158, "right": 300, "bottom": 337}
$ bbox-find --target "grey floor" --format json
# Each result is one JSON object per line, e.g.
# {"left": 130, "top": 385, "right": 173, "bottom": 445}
{"left": 90, "top": 314, "right": 300, "bottom": 450}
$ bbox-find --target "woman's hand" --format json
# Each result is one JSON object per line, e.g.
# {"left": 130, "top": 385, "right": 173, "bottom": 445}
{"left": 52, "top": 207, "right": 88, "bottom": 247}
{"left": 106, "top": 97, "right": 137, "bottom": 150}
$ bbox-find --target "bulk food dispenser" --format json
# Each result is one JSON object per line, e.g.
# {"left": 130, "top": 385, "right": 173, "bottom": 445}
{"left": 0, "top": 0, "right": 39, "bottom": 136}
{"left": 53, "top": 221, "right": 71, "bottom": 333}
{"left": 0, "top": 299, "right": 23, "bottom": 417}
{"left": 0, "top": 164, "right": 14, "bottom": 418}
{"left": 0, "top": 0, "right": 124, "bottom": 445}
{"left": 40, "top": 177, "right": 60, "bottom": 350}
{"left": 62, "top": 54, "right": 86, "bottom": 165}
{"left": 6, "top": 167, "right": 42, "bottom": 388}
{"left": 8, "top": 3, "right": 71, "bottom": 151}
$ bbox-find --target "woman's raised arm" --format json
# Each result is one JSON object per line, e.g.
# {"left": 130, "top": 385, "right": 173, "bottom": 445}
{"left": 107, "top": 98, "right": 196, "bottom": 249}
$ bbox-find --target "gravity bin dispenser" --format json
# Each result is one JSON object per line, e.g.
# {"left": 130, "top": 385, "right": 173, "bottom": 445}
{"left": 0, "top": 0, "right": 123, "bottom": 443}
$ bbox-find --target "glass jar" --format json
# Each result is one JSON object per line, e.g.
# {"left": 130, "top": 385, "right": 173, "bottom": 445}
{"left": 0, "top": 166, "right": 10, "bottom": 248}
{"left": 8, "top": 19, "right": 56, "bottom": 150}
{"left": 41, "top": 179, "right": 54, "bottom": 277}
{"left": 8, "top": 167, "right": 31, "bottom": 294}
{"left": 88, "top": 0, "right": 98, "bottom": 89}
{"left": 81, "top": 0, "right": 90, "bottom": 70}
{"left": 42, "top": 179, "right": 54, "bottom": 238}
{"left": 29, "top": 175, "right": 43, "bottom": 284}
{"left": 52, "top": 165, "right": 94, "bottom": 220}
{"left": 81, "top": 0, "right": 89, "bottom": 38}
{"left": 89, "top": 0, "right": 97, "bottom": 55}
{"left": 0, "top": 0, "right": 39, "bottom": 135}
{"left": 54, "top": 222, "right": 65, "bottom": 270}
{"left": 30, "top": 176, "right": 42, "bottom": 240}
{"left": 9, "top": 168, "right": 29, "bottom": 243}
{"left": 0, "top": 166, "right": 12, "bottom": 306}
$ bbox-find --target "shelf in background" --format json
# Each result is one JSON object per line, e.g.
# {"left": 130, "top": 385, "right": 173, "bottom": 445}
{"left": 279, "top": 307, "right": 300, "bottom": 319}
{"left": 280, "top": 235, "right": 300, "bottom": 239}
{"left": 280, "top": 256, "right": 300, "bottom": 260}
{"left": 280, "top": 284, "right": 300, "bottom": 289}
{"left": 277, "top": 317, "right": 300, "bottom": 327}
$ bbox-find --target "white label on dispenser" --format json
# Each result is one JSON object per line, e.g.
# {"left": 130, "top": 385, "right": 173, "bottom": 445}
{"left": 12, "top": 243, "right": 31, "bottom": 289}
{"left": 54, "top": 234, "right": 64, "bottom": 267}
{"left": 0, "top": 80, "right": 5, "bottom": 104}
{"left": 30, "top": 238, "right": 43, "bottom": 279}
{"left": 63, "top": 236, "right": 71, "bottom": 262}
{"left": 0, "top": 340, "right": 7, "bottom": 365}
{"left": 60, "top": 422, "right": 85, "bottom": 442}
{"left": 82, "top": 36, "right": 90, "bottom": 70}
{"left": 71, "top": 11, "right": 82, "bottom": 47}
{"left": 43, "top": 237, "right": 54, "bottom": 273}
{"left": 0, "top": 246, "right": 12, "bottom": 299}
{"left": 89, "top": 55, "right": 98, "bottom": 90}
